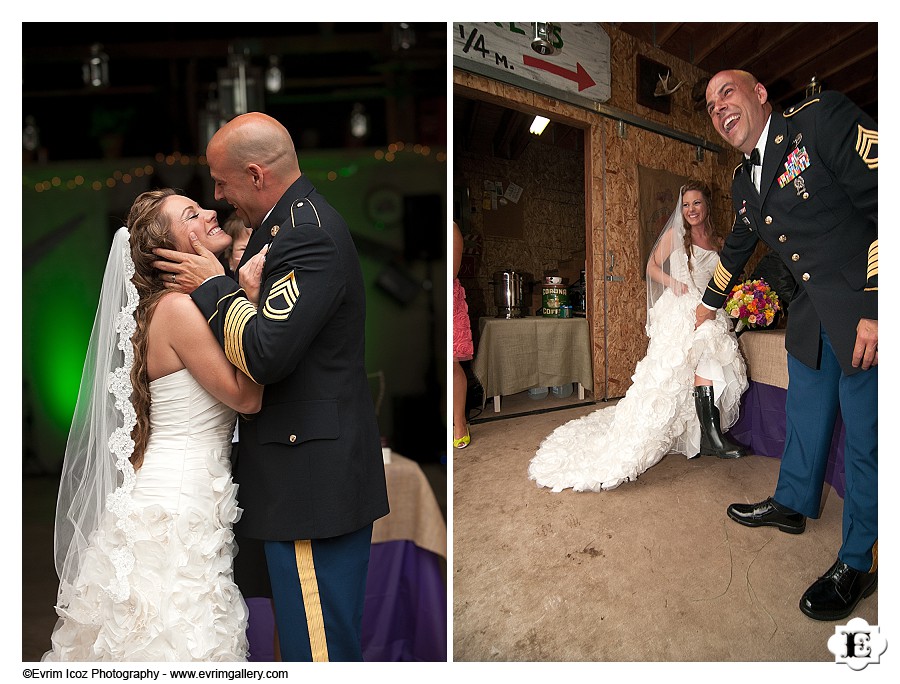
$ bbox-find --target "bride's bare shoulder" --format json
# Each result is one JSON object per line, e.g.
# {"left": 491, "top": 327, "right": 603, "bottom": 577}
{"left": 150, "top": 292, "right": 206, "bottom": 330}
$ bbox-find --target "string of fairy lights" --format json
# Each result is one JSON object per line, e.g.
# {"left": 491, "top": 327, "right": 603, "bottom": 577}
{"left": 26, "top": 143, "right": 446, "bottom": 194}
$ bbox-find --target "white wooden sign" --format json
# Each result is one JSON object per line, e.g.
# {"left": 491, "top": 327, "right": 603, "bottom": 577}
{"left": 453, "top": 22, "right": 611, "bottom": 107}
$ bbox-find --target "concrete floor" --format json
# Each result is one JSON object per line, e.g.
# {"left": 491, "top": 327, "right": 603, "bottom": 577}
{"left": 453, "top": 401, "right": 877, "bottom": 662}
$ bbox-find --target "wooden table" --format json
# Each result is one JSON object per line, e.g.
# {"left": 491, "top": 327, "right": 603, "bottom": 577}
{"left": 472, "top": 317, "right": 593, "bottom": 412}
{"left": 730, "top": 328, "right": 847, "bottom": 497}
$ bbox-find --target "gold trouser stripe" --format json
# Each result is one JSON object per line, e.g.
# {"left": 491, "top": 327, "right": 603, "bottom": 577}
{"left": 224, "top": 299, "right": 257, "bottom": 382}
{"left": 294, "top": 540, "right": 329, "bottom": 662}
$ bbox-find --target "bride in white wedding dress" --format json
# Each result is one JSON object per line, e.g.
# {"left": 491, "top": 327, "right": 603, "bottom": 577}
{"left": 43, "top": 189, "right": 264, "bottom": 661}
{"left": 529, "top": 180, "right": 748, "bottom": 493}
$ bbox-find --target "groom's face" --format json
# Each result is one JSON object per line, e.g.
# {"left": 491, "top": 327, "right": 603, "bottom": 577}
{"left": 208, "top": 148, "right": 257, "bottom": 230}
{"left": 705, "top": 70, "right": 770, "bottom": 156}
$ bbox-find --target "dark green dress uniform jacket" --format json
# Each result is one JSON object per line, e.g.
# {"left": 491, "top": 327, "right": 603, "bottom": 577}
{"left": 191, "top": 175, "right": 389, "bottom": 541}
{"left": 702, "top": 90, "right": 878, "bottom": 376}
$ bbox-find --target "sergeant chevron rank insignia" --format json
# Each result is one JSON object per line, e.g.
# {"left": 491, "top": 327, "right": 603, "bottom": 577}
{"left": 263, "top": 271, "right": 300, "bottom": 320}
{"left": 856, "top": 125, "right": 878, "bottom": 169}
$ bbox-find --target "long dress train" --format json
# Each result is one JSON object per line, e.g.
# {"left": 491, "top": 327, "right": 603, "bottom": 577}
{"left": 43, "top": 368, "right": 248, "bottom": 661}
{"left": 528, "top": 246, "right": 747, "bottom": 492}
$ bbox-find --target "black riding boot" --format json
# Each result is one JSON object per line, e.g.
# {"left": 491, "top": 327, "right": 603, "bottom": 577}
{"left": 694, "top": 385, "right": 746, "bottom": 458}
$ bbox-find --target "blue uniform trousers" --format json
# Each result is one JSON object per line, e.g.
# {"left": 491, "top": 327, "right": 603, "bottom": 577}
{"left": 264, "top": 524, "right": 373, "bottom": 661}
{"left": 773, "top": 329, "right": 877, "bottom": 572}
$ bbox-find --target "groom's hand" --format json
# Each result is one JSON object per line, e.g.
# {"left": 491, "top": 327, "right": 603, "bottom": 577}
{"left": 152, "top": 232, "right": 225, "bottom": 294}
{"left": 852, "top": 318, "right": 878, "bottom": 369}
{"left": 695, "top": 304, "right": 716, "bottom": 329}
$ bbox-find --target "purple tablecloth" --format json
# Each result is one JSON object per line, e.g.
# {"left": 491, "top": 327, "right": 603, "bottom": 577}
{"left": 728, "top": 380, "right": 846, "bottom": 498}
{"left": 245, "top": 539, "right": 447, "bottom": 662}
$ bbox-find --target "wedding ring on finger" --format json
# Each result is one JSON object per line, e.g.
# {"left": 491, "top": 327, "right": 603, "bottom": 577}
{"left": 171, "top": 273, "right": 177, "bottom": 283}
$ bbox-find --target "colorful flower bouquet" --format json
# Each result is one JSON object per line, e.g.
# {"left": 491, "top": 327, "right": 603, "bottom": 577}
{"left": 725, "top": 279, "right": 781, "bottom": 333}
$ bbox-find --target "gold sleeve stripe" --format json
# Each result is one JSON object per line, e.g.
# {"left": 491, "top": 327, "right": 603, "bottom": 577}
{"left": 867, "top": 240, "right": 878, "bottom": 279}
{"left": 294, "top": 540, "right": 329, "bottom": 662}
{"left": 856, "top": 125, "right": 878, "bottom": 169}
{"left": 713, "top": 261, "right": 732, "bottom": 291}
{"left": 224, "top": 299, "right": 257, "bottom": 382}
{"left": 207, "top": 289, "right": 246, "bottom": 324}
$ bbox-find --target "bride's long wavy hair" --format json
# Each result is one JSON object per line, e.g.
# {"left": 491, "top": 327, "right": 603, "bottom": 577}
{"left": 681, "top": 179, "right": 725, "bottom": 271}
{"left": 126, "top": 188, "right": 179, "bottom": 470}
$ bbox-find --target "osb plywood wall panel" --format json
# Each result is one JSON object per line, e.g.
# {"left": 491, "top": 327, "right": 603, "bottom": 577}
{"left": 455, "top": 24, "right": 764, "bottom": 399}
{"left": 456, "top": 137, "right": 585, "bottom": 330}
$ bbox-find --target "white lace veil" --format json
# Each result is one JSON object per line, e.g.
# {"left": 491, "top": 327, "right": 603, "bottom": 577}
{"left": 645, "top": 185, "right": 693, "bottom": 317}
{"left": 53, "top": 226, "right": 139, "bottom": 608}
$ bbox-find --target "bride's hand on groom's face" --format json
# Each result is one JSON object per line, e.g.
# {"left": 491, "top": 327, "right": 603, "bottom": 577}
{"left": 238, "top": 244, "right": 268, "bottom": 305}
{"left": 152, "top": 232, "right": 224, "bottom": 294}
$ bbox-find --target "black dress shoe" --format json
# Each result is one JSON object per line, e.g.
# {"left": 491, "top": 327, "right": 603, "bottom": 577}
{"left": 726, "top": 497, "right": 806, "bottom": 534}
{"left": 800, "top": 558, "right": 878, "bottom": 621}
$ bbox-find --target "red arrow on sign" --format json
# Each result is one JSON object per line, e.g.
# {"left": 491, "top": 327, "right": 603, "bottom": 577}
{"left": 523, "top": 54, "right": 596, "bottom": 92}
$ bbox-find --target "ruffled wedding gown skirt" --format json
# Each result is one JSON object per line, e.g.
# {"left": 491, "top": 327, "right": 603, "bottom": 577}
{"left": 43, "top": 369, "right": 248, "bottom": 661}
{"left": 529, "top": 275, "right": 747, "bottom": 492}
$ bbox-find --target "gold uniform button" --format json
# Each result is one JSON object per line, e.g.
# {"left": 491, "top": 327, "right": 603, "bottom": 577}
{"left": 802, "top": 273, "right": 810, "bottom": 282}
{"left": 778, "top": 235, "right": 787, "bottom": 243}
{"left": 289, "top": 434, "right": 297, "bottom": 443}
{"left": 271, "top": 224, "right": 280, "bottom": 236}
{"left": 791, "top": 254, "right": 800, "bottom": 261}
{"left": 802, "top": 192, "right": 809, "bottom": 200}
{"left": 765, "top": 216, "right": 773, "bottom": 225}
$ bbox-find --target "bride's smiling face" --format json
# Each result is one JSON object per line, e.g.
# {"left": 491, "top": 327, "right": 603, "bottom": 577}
{"left": 681, "top": 190, "right": 709, "bottom": 228}
{"left": 162, "top": 195, "right": 232, "bottom": 257}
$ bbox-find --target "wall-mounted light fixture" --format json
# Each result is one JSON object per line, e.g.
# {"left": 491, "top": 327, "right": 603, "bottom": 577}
{"left": 531, "top": 23, "right": 556, "bottom": 56}
{"left": 83, "top": 43, "right": 109, "bottom": 88}
{"left": 265, "top": 56, "right": 283, "bottom": 94}
{"left": 218, "top": 47, "right": 264, "bottom": 120}
{"left": 530, "top": 115, "right": 550, "bottom": 135}
{"left": 805, "top": 76, "right": 822, "bottom": 98}
{"left": 393, "top": 23, "right": 416, "bottom": 51}
{"left": 350, "top": 103, "right": 369, "bottom": 139}
{"left": 23, "top": 115, "right": 40, "bottom": 152}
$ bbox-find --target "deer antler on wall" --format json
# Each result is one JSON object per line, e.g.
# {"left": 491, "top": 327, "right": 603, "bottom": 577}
{"left": 654, "top": 71, "right": 684, "bottom": 97}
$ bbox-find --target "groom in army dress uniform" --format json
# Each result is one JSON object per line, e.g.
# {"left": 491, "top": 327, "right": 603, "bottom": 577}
{"left": 696, "top": 70, "right": 877, "bottom": 621}
{"left": 154, "top": 112, "right": 389, "bottom": 660}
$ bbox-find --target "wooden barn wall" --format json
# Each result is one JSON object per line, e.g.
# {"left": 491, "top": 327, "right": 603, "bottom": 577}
{"left": 454, "top": 23, "right": 761, "bottom": 399}
{"left": 456, "top": 136, "right": 585, "bottom": 333}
